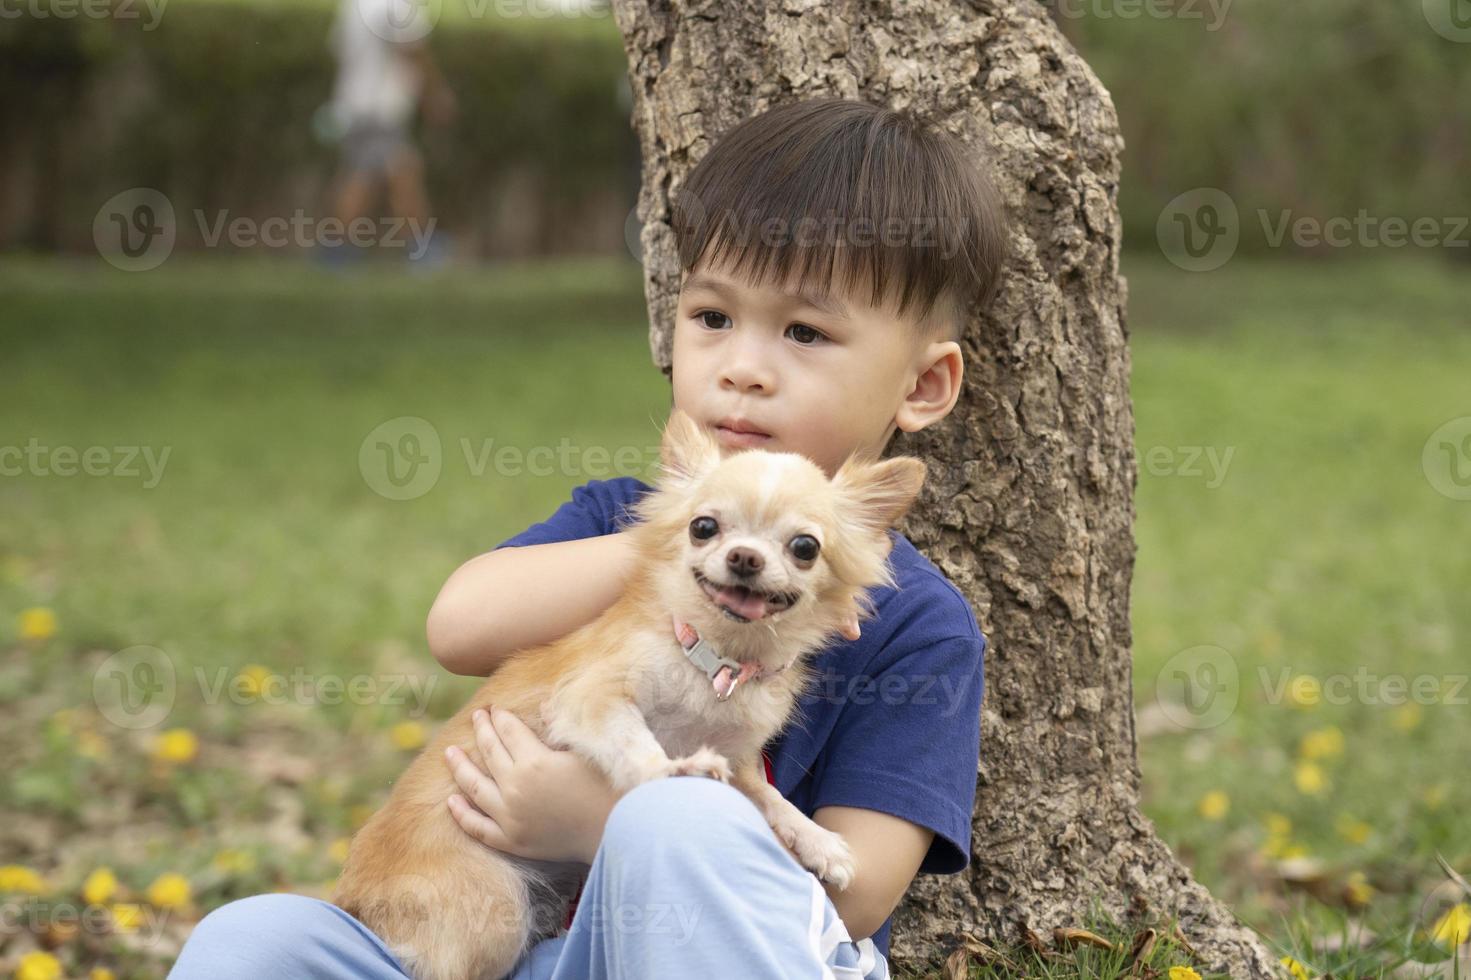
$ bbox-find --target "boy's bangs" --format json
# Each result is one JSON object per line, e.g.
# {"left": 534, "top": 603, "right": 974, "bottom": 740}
{"left": 670, "top": 98, "right": 1006, "bottom": 336}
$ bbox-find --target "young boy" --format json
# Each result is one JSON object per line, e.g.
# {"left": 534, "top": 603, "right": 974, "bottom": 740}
{"left": 167, "top": 97, "right": 1006, "bottom": 980}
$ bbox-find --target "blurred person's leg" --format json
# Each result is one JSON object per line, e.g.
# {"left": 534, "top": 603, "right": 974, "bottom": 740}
{"left": 386, "top": 143, "right": 449, "bottom": 267}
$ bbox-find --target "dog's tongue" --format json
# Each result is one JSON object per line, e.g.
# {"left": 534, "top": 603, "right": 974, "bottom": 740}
{"left": 714, "top": 584, "right": 769, "bottom": 621}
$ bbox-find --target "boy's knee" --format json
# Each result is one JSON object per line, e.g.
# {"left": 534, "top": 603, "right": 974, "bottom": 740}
{"left": 604, "top": 775, "right": 764, "bottom": 856}
{"left": 176, "top": 894, "right": 342, "bottom": 976}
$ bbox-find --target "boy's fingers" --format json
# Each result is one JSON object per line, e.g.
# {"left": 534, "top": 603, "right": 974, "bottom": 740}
{"left": 445, "top": 744, "right": 505, "bottom": 816}
{"left": 839, "top": 615, "right": 861, "bottom": 642}
{"left": 447, "top": 794, "right": 510, "bottom": 851}
{"left": 472, "top": 708, "right": 515, "bottom": 773}
{"left": 488, "top": 706, "right": 545, "bottom": 763}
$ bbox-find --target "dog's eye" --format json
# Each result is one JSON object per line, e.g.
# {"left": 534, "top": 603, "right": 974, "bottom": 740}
{"left": 788, "top": 534, "right": 820, "bottom": 563}
{"left": 689, "top": 516, "right": 720, "bottom": 542}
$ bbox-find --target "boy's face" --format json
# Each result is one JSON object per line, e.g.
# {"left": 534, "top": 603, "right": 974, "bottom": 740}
{"left": 671, "top": 256, "right": 959, "bottom": 479}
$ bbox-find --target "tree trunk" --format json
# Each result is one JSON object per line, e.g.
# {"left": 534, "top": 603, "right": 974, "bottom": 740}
{"left": 610, "top": 1, "right": 1279, "bottom": 975}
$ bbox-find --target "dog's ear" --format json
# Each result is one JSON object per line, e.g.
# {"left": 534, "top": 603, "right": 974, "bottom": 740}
{"left": 659, "top": 408, "right": 722, "bottom": 490}
{"left": 832, "top": 454, "right": 927, "bottom": 534}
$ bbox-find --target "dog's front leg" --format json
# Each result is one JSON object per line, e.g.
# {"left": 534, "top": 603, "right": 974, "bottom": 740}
{"left": 731, "top": 760, "right": 855, "bottom": 890}
{"left": 544, "top": 693, "right": 731, "bottom": 794}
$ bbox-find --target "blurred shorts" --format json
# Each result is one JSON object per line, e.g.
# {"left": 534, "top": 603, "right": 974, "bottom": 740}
{"left": 341, "top": 120, "right": 410, "bottom": 174}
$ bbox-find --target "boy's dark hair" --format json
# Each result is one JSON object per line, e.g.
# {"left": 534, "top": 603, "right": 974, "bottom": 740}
{"left": 672, "top": 97, "right": 1008, "bottom": 342}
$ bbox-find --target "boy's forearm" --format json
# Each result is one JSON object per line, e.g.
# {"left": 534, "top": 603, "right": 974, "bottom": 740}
{"left": 427, "top": 531, "right": 636, "bottom": 676}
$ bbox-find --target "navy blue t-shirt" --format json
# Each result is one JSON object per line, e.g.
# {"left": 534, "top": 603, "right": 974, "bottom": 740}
{"left": 493, "top": 476, "right": 986, "bottom": 959}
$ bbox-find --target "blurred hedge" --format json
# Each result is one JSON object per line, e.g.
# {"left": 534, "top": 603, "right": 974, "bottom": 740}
{"left": 1058, "top": 0, "right": 1471, "bottom": 254}
{"left": 2, "top": 0, "right": 1467, "bottom": 260}
{"left": 0, "top": 0, "right": 637, "bottom": 257}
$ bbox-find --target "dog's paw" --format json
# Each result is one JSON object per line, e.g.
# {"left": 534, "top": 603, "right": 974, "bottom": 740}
{"left": 772, "top": 814, "right": 856, "bottom": 890}
{"left": 662, "top": 747, "right": 732, "bottom": 783}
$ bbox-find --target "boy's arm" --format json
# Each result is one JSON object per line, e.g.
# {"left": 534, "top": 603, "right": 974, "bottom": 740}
{"left": 774, "top": 807, "right": 932, "bottom": 942}
{"left": 427, "top": 530, "right": 637, "bottom": 677}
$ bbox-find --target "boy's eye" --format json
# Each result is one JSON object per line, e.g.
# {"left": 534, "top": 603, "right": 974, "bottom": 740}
{"left": 786, "top": 324, "right": 825, "bottom": 345}
{"left": 697, "top": 311, "right": 731, "bottom": 330}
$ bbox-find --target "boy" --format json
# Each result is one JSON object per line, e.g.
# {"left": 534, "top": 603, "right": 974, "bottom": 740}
{"left": 168, "top": 97, "right": 1006, "bottom": 980}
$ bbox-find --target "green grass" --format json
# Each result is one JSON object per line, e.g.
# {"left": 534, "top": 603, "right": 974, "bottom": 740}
{"left": 0, "top": 252, "right": 1467, "bottom": 978}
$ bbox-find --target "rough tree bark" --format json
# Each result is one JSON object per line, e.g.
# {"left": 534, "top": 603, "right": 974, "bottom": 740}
{"left": 610, "top": 0, "right": 1280, "bottom": 976}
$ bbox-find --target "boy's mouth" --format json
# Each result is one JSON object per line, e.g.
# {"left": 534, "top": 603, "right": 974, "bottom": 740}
{"left": 693, "top": 570, "right": 798, "bottom": 622}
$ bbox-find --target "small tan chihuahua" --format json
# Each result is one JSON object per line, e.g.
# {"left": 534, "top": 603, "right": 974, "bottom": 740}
{"left": 332, "top": 408, "right": 926, "bottom": 980}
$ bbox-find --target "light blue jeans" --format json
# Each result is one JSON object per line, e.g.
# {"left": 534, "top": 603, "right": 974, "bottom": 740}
{"left": 168, "top": 776, "right": 889, "bottom": 979}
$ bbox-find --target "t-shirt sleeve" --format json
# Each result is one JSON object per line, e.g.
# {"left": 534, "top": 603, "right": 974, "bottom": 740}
{"left": 491, "top": 478, "right": 643, "bottom": 550}
{"left": 488, "top": 479, "right": 614, "bottom": 550}
{"left": 810, "top": 630, "right": 986, "bottom": 875}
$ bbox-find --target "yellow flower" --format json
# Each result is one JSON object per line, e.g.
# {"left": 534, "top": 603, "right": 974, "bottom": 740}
{"left": 235, "top": 664, "right": 273, "bottom": 700}
{"left": 211, "top": 849, "right": 257, "bottom": 875}
{"left": 1391, "top": 702, "right": 1423, "bottom": 731}
{"left": 1286, "top": 675, "right": 1321, "bottom": 708}
{"left": 1167, "top": 967, "right": 1201, "bottom": 980}
{"left": 18, "top": 607, "right": 57, "bottom": 642}
{"left": 1280, "top": 955, "right": 1310, "bottom": 980}
{"left": 90, "top": 969, "right": 117, "bottom": 980}
{"left": 1280, "top": 842, "right": 1309, "bottom": 859}
{"left": 76, "top": 730, "right": 110, "bottom": 759}
{"left": 109, "top": 903, "right": 143, "bottom": 932}
{"left": 1335, "top": 814, "right": 1371, "bottom": 845}
{"left": 0, "top": 865, "right": 49, "bottom": 895}
{"left": 1299, "top": 725, "right": 1343, "bottom": 760}
{"left": 145, "top": 872, "right": 191, "bottom": 909}
{"left": 15, "top": 951, "right": 62, "bottom": 980}
{"left": 1344, "top": 870, "right": 1374, "bottom": 906}
{"left": 390, "top": 721, "right": 426, "bottom": 751}
{"left": 1264, "top": 812, "right": 1292, "bottom": 837}
{"left": 1423, "top": 783, "right": 1448, "bottom": 811}
{"left": 1294, "top": 761, "right": 1328, "bottom": 796}
{"left": 329, "top": 837, "right": 352, "bottom": 864}
{"left": 1197, "top": 790, "right": 1230, "bottom": 821}
{"left": 152, "top": 728, "right": 199, "bottom": 764}
{"left": 82, "top": 867, "right": 118, "bottom": 905}
{"left": 1431, "top": 903, "right": 1471, "bottom": 947}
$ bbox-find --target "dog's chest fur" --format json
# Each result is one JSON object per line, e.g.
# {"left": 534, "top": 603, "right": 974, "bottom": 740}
{"left": 625, "top": 625, "right": 806, "bottom": 761}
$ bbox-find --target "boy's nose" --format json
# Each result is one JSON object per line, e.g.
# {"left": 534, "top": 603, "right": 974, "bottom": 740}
{"left": 725, "top": 546, "right": 764, "bottom": 578}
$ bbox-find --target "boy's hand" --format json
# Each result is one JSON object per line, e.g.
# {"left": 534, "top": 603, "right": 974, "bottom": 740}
{"left": 444, "top": 707, "right": 621, "bottom": 865}
{"left": 840, "top": 614, "right": 861, "bottom": 642}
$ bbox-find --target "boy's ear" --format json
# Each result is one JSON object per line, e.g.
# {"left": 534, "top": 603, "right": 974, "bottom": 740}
{"left": 832, "top": 454, "right": 927, "bottom": 534}
{"left": 659, "top": 408, "right": 721, "bottom": 489}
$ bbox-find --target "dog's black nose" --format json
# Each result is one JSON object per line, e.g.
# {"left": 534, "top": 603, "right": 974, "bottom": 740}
{"left": 726, "top": 546, "right": 764, "bottom": 578}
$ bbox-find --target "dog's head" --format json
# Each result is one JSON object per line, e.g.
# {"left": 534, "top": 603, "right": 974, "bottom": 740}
{"left": 627, "top": 409, "right": 927, "bottom": 660}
